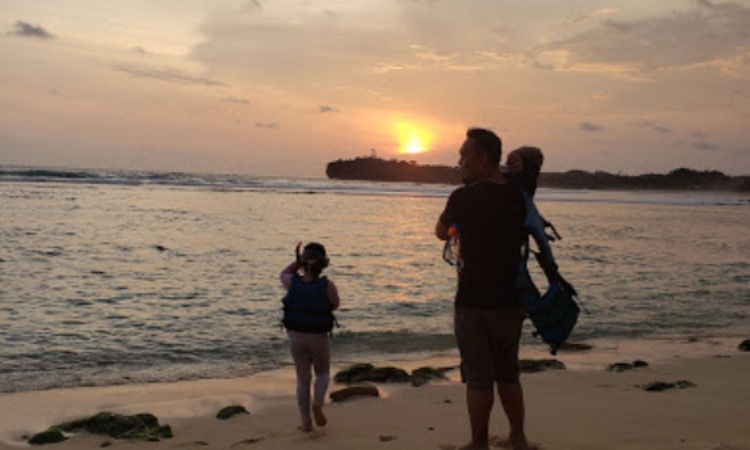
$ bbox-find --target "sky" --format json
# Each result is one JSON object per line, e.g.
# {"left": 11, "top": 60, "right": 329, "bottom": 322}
{"left": 1, "top": 0, "right": 749, "bottom": 177}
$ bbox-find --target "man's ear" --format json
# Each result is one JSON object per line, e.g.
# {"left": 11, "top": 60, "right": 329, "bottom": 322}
{"left": 477, "top": 149, "right": 493, "bottom": 168}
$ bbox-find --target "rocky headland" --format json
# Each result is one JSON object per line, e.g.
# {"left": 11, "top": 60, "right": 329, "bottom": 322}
{"left": 326, "top": 157, "right": 750, "bottom": 192}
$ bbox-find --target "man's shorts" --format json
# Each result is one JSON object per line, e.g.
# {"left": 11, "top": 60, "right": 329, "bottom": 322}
{"left": 454, "top": 306, "right": 525, "bottom": 390}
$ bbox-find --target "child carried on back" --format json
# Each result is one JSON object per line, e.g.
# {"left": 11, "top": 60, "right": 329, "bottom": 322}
{"left": 280, "top": 242, "right": 341, "bottom": 432}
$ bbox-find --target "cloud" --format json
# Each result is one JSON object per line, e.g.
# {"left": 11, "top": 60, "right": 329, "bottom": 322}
{"left": 721, "top": 50, "right": 750, "bottom": 78}
{"left": 221, "top": 97, "right": 250, "bottom": 105}
{"left": 564, "top": 8, "right": 619, "bottom": 26}
{"left": 319, "top": 105, "right": 339, "bottom": 113}
{"left": 529, "top": 1, "right": 750, "bottom": 78}
{"left": 255, "top": 122, "right": 279, "bottom": 129}
{"left": 690, "top": 140, "right": 718, "bottom": 151}
{"left": 580, "top": 121, "right": 604, "bottom": 132}
{"left": 10, "top": 21, "right": 54, "bottom": 39}
{"left": 640, "top": 121, "right": 672, "bottom": 134}
{"left": 244, "top": 0, "right": 263, "bottom": 10}
{"left": 673, "top": 135, "right": 719, "bottom": 151}
{"left": 190, "top": 2, "right": 456, "bottom": 91}
{"left": 113, "top": 64, "right": 227, "bottom": 87}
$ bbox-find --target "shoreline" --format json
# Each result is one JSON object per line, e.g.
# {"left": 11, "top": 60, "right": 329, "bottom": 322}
{"left": 2, "top": 333, "right": 740, "bottom": 394}
{"left": 1, "top": 336, "right": 748, "bottom": 449}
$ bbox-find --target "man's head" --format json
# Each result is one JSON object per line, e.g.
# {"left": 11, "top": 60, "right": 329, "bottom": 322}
{"left": 459, "top": 128, "right": 502, "bottom": 184}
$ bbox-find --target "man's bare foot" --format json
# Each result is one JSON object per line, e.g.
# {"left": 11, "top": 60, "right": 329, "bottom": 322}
{"left": 312, "top": 403, "right": 327, "bottom": 427}
{"left": 488, "top": 435, "right": 540, "bottom": 449}
{"left": 298, "top": 419, "right": 313, "bottom": 432}
{"left": 511, "top": 442, "right": 540, "bottom": 450}
{"left": 456, "top": 442, "right": 490, "bottom": 450}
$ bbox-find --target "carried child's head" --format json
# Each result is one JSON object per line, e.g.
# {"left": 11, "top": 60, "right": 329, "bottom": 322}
{"left": 299, "top": 242, "right": 329, "bottom": 279}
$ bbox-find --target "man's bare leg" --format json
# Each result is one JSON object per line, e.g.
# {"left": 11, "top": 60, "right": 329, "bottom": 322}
{"left": 458, "top": 386, "right": 494, "bottom": 450}
{"left": 497, "top": 382, "right": 538, "bottom": 450}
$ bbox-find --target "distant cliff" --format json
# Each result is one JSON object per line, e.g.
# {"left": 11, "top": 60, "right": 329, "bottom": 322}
{"left": 326, "top": 157, "right": 750, "bottom": 192}
{"left": 326, "top": 157, "right": 461, "bottom": 184}
{"left": 539, "top": 168, "right": 750, "bottom": 192}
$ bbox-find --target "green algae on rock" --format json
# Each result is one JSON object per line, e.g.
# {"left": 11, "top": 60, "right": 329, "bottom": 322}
{"left": 216, "top": 405, "right": 249, "bottom": 420}
{"left": 28, "top": 412, "right": 173, "bottom": 445}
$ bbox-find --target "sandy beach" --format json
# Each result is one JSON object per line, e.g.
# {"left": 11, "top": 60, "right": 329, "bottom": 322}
{"left": 1, "top": 341, "right": 748, "bottom": 450}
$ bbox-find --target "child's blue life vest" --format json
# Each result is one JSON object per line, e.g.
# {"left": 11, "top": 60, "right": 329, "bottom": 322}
{"left": 282, "top": 275, "right": 336, "bottom": 333}
{"left": 510, "top": 173, "right": 587, "bottom": 355}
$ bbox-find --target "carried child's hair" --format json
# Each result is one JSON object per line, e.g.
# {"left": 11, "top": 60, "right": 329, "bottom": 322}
{"left": 299, "top": 242, "right": 329, "bottom": 279}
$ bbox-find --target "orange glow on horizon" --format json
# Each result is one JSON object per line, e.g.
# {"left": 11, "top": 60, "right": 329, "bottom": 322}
{"left": 395, "top": 122, "right": 433, "bottom": 155}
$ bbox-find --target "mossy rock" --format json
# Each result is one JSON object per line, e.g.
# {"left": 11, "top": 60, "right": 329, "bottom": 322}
{"left": 334, "top": 363, "right": 376, "bottom": 383}
{"left": 330, "top": 385, "right": 380, "bottom": 402}
{"left": 607, "top": 362, "right": 634, "bottom": 373}
{"left": 334, "top": 363, "right": 417, "bottom": 383}
{"left": 411, "top": 366, "right": 449, "bottom": 380}
{"left": 642, "top": 381, "right": 675, "bottom": 392}
{"left": 641, "top": 380, "right": 697, "bottom": 392}
{"left": 519, "top": 359, "right": 566, "bottom": 373}
{"left": 28, "top": 430, "right": 66, "bottom": 445}
{"left": 410, "top": 366, "right": 450, "bottom": 386}
{"left": 47, "top": 412, "right": 172, "bottom": 442}
{"left": 216, "top": 405, "right": 249, "bottom": 420}
{"left": 360, "top": 366, "right": 411, "bottom": 382}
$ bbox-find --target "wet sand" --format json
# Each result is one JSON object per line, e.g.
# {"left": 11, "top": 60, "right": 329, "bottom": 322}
{"left": 1, "top": 344, "right": 748, "bottom": 450}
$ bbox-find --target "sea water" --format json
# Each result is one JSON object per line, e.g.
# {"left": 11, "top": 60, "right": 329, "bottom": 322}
{"left": 1, "top": 168, "right": 748, "bottom": 392}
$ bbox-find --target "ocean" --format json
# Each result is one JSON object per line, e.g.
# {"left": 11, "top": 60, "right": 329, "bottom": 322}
{"left": 1, "top": 167, "right": 748, "bottom": 393}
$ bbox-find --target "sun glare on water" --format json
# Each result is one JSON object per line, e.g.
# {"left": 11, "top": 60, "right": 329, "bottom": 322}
{"left": 396, "top": 123, "right": 432, "bottom": 155}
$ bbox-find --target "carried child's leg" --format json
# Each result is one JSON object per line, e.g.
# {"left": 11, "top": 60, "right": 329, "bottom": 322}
{"left": 289, "top": 332, "right": 313, "bottom": 431}
{"left": 311, "top": 334, "right": 331, "bottom": 427}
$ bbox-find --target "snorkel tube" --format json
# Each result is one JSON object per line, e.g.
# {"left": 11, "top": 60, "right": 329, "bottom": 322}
{"left": 295, "top": 241, "right": 302, "bottom": 266}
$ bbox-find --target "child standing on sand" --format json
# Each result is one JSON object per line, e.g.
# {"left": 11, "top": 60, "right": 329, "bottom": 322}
{"left": 280, "top": 242, "right": 341, "bottom": 432}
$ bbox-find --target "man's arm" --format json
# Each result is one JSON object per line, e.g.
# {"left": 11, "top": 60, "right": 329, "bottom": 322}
{"left": 435, "top": 220, "right": 449, "bottom": 241}
{"left": 436, "top": 189, "right": 459, "bottom": 241}
{"left": 435, "top": 188, "right": 461, "bottom": 241}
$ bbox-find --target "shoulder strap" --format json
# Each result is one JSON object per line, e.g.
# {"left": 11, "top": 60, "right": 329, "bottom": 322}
{"left": 506, "top": 172, "right": 559, "bottom": 284}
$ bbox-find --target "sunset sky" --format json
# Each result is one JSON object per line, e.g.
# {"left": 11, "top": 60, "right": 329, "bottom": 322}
{"left": 1, "top": 0, "right": 749, "bottom": 177}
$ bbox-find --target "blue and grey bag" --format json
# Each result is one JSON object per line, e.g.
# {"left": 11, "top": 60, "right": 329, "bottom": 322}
{"left": 511, "top": 173, "right": 586, "bottom": 355}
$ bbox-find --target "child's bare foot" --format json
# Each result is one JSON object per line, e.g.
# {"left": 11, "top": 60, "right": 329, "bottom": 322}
{"left": 298, "top": 419, "right": 313, "bottom": 432}
{"left": 312, "top": 402, "right": 327, "bottom": 427}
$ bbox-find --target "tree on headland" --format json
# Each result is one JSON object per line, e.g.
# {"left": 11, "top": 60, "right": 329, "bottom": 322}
{"left": 326, "top": 156, "right": 748, "bottom": 192}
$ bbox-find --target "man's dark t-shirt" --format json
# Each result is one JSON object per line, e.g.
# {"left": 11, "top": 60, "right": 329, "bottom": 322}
{"left": 439, "top": 180, "right": 525, "bottom": 309}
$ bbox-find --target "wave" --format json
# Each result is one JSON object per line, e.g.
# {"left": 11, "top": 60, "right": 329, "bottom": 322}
{"left": 1, "top": 166, "right": 746, "bottom": 206}
{"left": 331, "top": 330, "right": 456, "bottom": 355}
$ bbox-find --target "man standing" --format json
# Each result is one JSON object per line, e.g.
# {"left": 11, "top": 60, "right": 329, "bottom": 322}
{"left": 436, "top": 128, "right": 536, "bottom": 450}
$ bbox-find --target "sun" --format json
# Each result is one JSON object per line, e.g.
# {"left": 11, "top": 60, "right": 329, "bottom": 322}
{"left": 395, "top": 122, "right": 432, "bottom": 155}
{"left": 404, "top": 133, "right": 425, "bottom": 154}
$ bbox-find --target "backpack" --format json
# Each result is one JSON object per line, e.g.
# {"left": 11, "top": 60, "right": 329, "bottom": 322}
{"left": 282, "top": 276, "right": 337, "bottom": 333}
{"left": 510, "top": 172, "right": 587, "bottom": 355}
